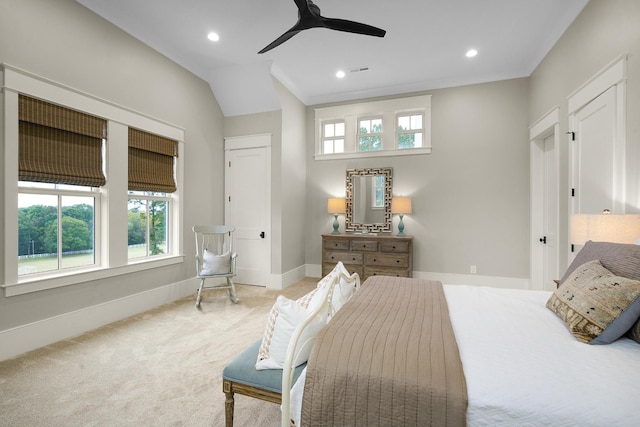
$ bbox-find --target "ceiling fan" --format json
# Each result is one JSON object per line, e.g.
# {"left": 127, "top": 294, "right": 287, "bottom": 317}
{"left": 258, "top": 0, "right": 386, "bottom": 54}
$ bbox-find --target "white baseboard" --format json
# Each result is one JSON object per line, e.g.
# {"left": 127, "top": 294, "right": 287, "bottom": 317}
{"left": 305, "top": 264, "right": 530, "bottom": 289}
{"left": 413, "top": 271, "right": 530, "bottom": 290}
{"left": 267, "top": 265, "right": 307, "bottom": 290}
{"left": 0, "top": 278, "right": 196, "bottom": 362}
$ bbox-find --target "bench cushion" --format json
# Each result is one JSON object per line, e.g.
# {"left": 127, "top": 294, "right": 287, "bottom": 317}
{"left": 222, "top": 339, "right": 306, "bottom": 393}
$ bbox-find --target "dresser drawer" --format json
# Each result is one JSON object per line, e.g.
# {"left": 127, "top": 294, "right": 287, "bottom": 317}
{"left": 324, "top": 239, "right": 350, "bottom": 251}
{"left": 324, "top": 251, "right": 363, "bottom": 265}
{"left": 350, "top": 240, "right": 378, "bottom": 252}
{"left": 365, "top": 267, "right": 411, "bottom": 278}
{"left": 379, "top": 241, "right": 410, "bottom": 253}
{"left": 364, "top": 253, "right": 409, "bottom": 268}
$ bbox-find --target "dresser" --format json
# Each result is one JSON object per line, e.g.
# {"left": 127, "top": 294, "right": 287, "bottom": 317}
{"left": 322, "top": 234, "right": 413, "bottom": 281}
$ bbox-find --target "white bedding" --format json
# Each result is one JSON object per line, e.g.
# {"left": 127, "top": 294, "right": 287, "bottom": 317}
{"left": 290, "top": 284, "right": 640, "bottom": 426}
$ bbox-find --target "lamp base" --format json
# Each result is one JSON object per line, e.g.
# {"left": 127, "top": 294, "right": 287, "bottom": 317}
{"left": 332, "top": 214, "right": 340, "bottom": 234}
{"left": 397, "top": 214, "right": 406, "bottom": 237}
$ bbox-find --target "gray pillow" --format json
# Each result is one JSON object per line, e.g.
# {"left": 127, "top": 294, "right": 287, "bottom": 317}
{"left": 560, "top": 241, "right": 640, "bottom": 284}
{"left": 628, "top": 319, "right": 640, "bottom": 344}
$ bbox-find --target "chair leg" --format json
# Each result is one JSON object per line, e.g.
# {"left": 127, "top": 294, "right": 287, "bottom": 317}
{"left": 227, "top": 277, "right": 239, "bottom": 304}
{"left": 195, "top": 278, "right": 205, "bottom": 308}
{"left": 223, "top": 381, "right": 235, "bottom": 427}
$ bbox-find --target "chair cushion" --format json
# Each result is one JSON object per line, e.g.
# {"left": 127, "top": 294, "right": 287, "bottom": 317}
{"left": 200, "top": 249, "right": 231, "bottom": 275}
{"left": 222, "top": 339, "right": 306, "bottom": 394}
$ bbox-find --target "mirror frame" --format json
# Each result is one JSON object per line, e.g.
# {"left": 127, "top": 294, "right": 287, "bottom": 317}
{"left": 345, "top": 167, "right": 393, "bottom": 233}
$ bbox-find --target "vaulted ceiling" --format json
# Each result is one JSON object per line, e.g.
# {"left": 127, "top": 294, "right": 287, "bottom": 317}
{"left": 76, "top": 0, "right": 589, "bottom": 116}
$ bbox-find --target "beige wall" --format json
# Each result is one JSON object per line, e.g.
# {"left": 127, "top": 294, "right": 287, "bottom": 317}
{"left": 305, "top": 78, "right": 531, "bottom": 279}
{"left": 0, "top": 0, "right": 225, "bottom": 330}
{"left": 529, "top": 0, "right": 640, "bottom": 270}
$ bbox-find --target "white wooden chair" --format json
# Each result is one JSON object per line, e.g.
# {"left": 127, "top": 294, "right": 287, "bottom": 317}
{"left": 192, "top": 225, "right": 239, "bottom": 308}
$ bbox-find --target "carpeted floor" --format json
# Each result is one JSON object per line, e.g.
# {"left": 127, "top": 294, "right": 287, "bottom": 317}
{"left": 0, "top": 279, "right": 317, "bottom": 427}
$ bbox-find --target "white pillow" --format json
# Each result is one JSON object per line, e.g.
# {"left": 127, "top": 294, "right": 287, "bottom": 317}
{"left": 255, "top": 294, "right": 327, "bottom": 370}
{"left": 200, "top": 249, "right": 231, "bottom": 275}
{"left": 317, "top": 262, "right": 357, "bottom": 314}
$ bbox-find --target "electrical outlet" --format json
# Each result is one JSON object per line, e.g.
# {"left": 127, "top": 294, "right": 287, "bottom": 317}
{"left": 470, "top": 265, "right": 477, "bottom": 274}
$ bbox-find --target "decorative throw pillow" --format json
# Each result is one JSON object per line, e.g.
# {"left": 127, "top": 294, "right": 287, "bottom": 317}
{"left": 200, "top": 249, "right": 231, "bottom": 275}
{"left": 319, "top": 262, "right": 357, "bottom": 314}
{"left": 255, "top": 294, "right": 327, "bottom": 370}
{"left": 560, "top": 241, "right": 640, "bottom": 285}
{"left": 547, "top": 260, "right": 640, "bottom": 344}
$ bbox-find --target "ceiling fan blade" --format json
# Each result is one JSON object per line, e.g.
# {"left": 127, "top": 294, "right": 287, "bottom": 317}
{"left": 321, "top": 17, "right": 386, "bottom": 38}
{"left": 258, "top": 28, "right": 302, "bottom": 54}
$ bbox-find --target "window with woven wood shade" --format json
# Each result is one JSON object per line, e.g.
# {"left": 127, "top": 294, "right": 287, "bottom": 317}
{"left": 18, "top": 95, "right": 107, "bottom": 187}
{"left": 128, "top": 128, "right": 178, "bottom": 193}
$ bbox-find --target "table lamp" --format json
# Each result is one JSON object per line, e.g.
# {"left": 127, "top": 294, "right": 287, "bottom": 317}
{"left": 327, "top": 198, "right": 346, "bottom": 234}
{"left": 391, "top": 197, "right": 412, "bottom": 237}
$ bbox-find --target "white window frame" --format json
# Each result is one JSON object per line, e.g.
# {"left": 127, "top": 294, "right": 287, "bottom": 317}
{"left": 127, "top": 191, "right": 172, "bottom": 260}
{"left": 357, "top": 115, "right": 384, "bottom": 152}
{"left": 321, "top": 120, "right": 345, "bottom": 154}
{"left": 18, "top": 183, "right": 102, "bottom": 276}
{"left": 314, "top": 94, "right": 432, "bottom": 160}
{"left": 1, "top": 65, "right": 184, "bottom": 296}
{"left": 396, "top": 111, "right": 425, "bottom": 149}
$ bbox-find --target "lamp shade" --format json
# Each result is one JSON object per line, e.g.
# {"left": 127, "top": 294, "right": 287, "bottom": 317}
{"left": 391, "top": 197, "right": 412, "bottom": 215}
{"left": 570, "top": 214, "right": 640, "bottom": 245}
{"left": 327, "top": 198, "right": 346, "bottom": 214}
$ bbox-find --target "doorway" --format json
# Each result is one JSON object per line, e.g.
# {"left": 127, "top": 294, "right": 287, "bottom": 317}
{"left": 224, "top": 134, "right": 271, "bottom": 286}
{"left": 530, "top": 108, "right": 559, "bottom": 291}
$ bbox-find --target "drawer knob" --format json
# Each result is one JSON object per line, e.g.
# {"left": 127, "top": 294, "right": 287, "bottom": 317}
{"left": 392, "top": 246, "right": 396, "bottom": 249}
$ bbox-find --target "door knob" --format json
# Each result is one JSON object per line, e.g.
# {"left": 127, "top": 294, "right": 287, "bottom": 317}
{"left": 259, "top": 231, "right": 265, "bottom": 239}
{"left": 539, "top": 236, "right": 547, "bottom": 244}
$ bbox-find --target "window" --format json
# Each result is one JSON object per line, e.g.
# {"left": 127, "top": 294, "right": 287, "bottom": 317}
{"left": 397, "top": 112, "right": 424, "bottom": 149}
{"left": 372, "top": 175, "right": 385, "bottom": 208}
{"left": 322, "top": 121, "right": 345, "bottom": 154}
{"left": 127, "top": 128, "right": 178, "bottom": 260}
{"left": 19, "top": 184, "right": 99, "bottom": 275}
{"left": 2, "top": 66, "right": 184, "bottom": 296}
{"left": 314, "top": 94, "right": 431, "bottom": 160}
{"left": 17, "top": 95, "right": 105, "bottom": 277}
{"left": 128, "top": 192, "right": 170, "bottom": 259}
{"left": 358, "top": 117, "right": 383, "bottom": 151}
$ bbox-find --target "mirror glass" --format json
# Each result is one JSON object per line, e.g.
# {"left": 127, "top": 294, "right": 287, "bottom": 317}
{"left": 345, "top": 168, "right": 392, "bottom": 233}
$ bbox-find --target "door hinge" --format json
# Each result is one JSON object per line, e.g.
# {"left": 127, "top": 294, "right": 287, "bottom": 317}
{"left": 566, "top": 131, "right": 575, "bottom": 141}
{"left": 228, "top": 196, "right": 231, "bottom": 202}
{"left": 571, "top": 188, "right": 575, "bottom": 197}
{"left": 228, "top": 161, "right": 231, "bottom": 167}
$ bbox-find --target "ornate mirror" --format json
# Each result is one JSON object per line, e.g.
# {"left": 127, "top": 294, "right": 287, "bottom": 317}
{"left": 345, "top": 167, "right": 393, "bottom": 233}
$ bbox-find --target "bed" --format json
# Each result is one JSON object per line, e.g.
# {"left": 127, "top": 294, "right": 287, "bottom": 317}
{"left": 282, "top": 241, "right": 640, "bottom": 426}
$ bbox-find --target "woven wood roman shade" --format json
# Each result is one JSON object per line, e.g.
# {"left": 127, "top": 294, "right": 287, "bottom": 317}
{"left": 128, "top": 128, "right": 178, "bottom": 193}
{"left": 18, "top": 95, "right": 107, "bottom": 186}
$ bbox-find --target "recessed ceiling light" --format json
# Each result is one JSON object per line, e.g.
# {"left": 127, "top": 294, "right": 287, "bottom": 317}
{"left": 466, "top": 49, "right": 478, "bottom": 58}
{"left": 336, "top": 70, "right": 346, "bottom": 79}
{"left": 207, "top": 32, "right": 220, "bottom": 42}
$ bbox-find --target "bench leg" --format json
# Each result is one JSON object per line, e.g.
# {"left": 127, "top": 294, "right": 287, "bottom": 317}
{"left": 223, "top": 380, "right": 234, "bottom": 427}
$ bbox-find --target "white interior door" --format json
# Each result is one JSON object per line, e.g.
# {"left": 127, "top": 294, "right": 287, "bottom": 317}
{"left": 542, "top": 135, "right": 558, "bottom": 290}
{"left": 572, "top": 86, "right": 617, "bottom": 215}
{"left": 225, "top": 137, "right": 271, "bottom": 286}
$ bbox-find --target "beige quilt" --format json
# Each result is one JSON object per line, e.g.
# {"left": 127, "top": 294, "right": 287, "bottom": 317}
{"left": 301, "top": 276, "right": 467, "bottom": 426}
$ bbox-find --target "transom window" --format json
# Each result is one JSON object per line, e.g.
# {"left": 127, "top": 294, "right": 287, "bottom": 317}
{"left": 322, "top": 121, "right": 345, "bottom": 154}
{"left": 358, "top": 117, "right": 383, "bottom": 151}
{"left": 314, "top": 94, "right": 431, "bottom": 160}
{"left": 397, "top": 112, "right": 424, "bottom": 149}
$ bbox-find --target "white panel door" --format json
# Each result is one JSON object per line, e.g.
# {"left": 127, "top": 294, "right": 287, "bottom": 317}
{"left": 542, "top": 135, "right": 558, "bottom": 290}
{"left": 225, "top": 146, "right": 269, "bottom": 286}
{"left": 572, "top": 86, "right": 617, "bottom": 215}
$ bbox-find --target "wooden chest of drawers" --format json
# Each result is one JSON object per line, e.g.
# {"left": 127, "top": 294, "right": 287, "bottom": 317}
{"left": 322, "top": 234, "right": 413, "bottom": 281}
